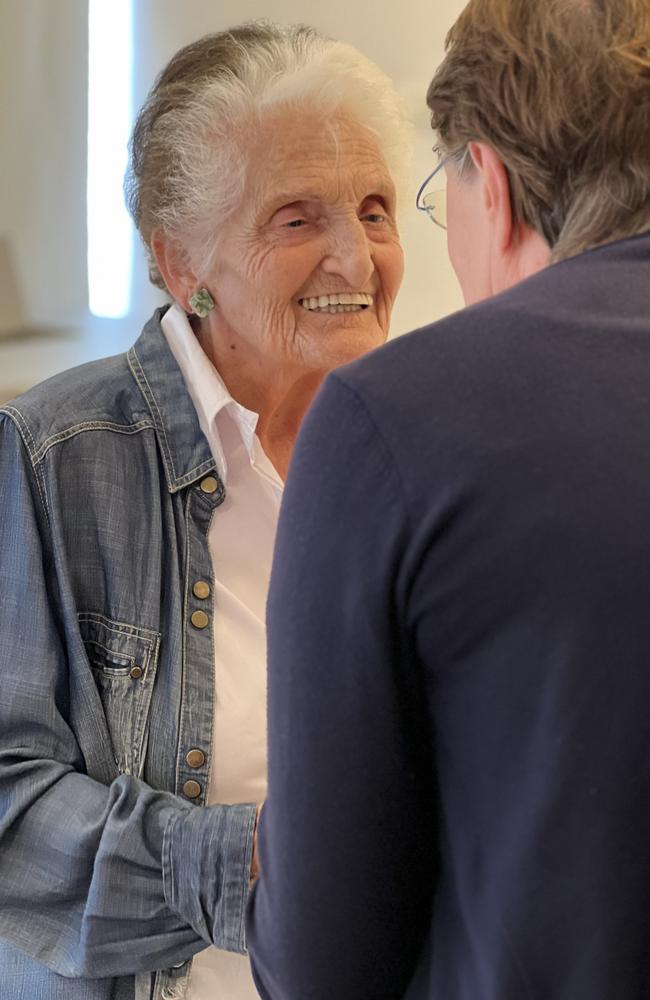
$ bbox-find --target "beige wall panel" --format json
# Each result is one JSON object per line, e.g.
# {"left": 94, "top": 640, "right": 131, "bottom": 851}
{"left": 0, "top": 0, "right": 467, "bottom": 393}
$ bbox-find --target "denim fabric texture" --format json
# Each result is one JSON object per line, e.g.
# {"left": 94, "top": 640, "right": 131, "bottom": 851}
{"left": 0, "top": 307, "right": 257, "bottom": 1000}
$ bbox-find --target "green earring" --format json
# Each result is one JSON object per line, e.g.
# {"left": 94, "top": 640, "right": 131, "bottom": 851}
{"left": 189, "top": 288, "right": 215, "bottom": 317}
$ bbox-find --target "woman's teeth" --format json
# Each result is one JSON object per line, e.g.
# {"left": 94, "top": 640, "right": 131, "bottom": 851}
{"left": 299, "top": 292, "right": 374, "bottom": 313}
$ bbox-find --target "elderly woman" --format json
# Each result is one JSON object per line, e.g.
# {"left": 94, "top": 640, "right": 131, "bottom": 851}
{"left": 0, "top": 21, "right": 411, "bottom": 1000}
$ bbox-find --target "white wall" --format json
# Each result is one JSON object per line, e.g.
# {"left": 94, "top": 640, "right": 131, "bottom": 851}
{"left": 0, "top": 0, "right": 467, "bottom": 381}
{"left": 0, "top": 0, "right": 88, "bottom": 329}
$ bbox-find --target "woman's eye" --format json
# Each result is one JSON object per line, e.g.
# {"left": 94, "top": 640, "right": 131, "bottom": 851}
{"left": 270, "top": 203, "right": 313, "bottom": 230}
{"left": 362, "top": 213, "right": 386, "bottom": 224}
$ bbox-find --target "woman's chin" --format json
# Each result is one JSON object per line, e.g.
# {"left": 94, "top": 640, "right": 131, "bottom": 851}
{"left": 319, "top": 324, "right": 388, "bottom": 368}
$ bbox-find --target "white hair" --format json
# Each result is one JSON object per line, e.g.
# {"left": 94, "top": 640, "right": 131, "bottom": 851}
{"left": 126, "top": 22, "right": 414, "bottom": 289}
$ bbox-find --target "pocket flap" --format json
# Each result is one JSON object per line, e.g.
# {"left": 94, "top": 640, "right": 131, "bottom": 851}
{"left": 78, "top": 613, "right": 159, "bottom": 678}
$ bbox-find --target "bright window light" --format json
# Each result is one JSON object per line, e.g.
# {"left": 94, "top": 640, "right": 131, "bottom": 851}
{"left": 87, "top": 0, "right": 134, "bottom": 319}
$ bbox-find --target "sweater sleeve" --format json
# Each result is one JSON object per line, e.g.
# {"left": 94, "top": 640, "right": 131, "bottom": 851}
{"left": 247, "top": 373, "right": 436, "bottom": 999}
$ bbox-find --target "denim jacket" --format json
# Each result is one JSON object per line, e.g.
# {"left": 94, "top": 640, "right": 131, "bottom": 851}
{"left": 0, "top": 308, "right": 257, "bottom": 1000}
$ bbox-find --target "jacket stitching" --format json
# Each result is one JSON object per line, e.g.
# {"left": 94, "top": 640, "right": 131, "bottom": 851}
{"left": 199, "top": 505, "right": 217, "bottom": 801}
{"left": 77, "top": 612, "right": 159, "bottom": 644}
{"left": 84, "top": 638, "right": 137, "bottom": 664}
{"left": 176, "top": 496, "right": 192, "bottom": 801}
{"left": 128, "top": 347, "right": 179, "bottom": 483}
{"left": 1, "top": 405, "right": 38, "bottom": 462}
{"left": 0, "top": 406, "right": 52, "bottom": 524}
{"left": 173, "top": 460, "right": 218, "bottom": 490}
{"left": 34, "top": 420, "right": 154, "bottom": 464}
{"left": 128, "top": 346, "right": 219, "bottom": 493}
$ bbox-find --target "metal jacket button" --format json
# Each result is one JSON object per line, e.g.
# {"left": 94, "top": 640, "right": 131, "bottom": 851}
{"left": 192, "top": 581, "right": 210, "bottom": 600}
{"left": 129, "top": 665, "right": 143, "bottom": 679}
{"left": 191, "top": 610, "right": 209, "bottom": 630}
{"left": 186, "top": 749, "right": 205, "bottom": 769}
{"left": 182, "top": 780, "right": 201, "bottom": 799}
{"left": 199, "top": 476, "right": 218, "bottom": 494}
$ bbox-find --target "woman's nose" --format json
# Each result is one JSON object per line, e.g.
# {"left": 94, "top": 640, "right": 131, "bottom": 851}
{"left": 320, "top": 217, "right": 374, "bottom": 288}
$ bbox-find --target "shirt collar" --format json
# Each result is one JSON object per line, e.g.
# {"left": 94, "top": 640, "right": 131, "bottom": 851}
{"left": 127, "top": 306, "right": 217, "bottom": 493}
{"left": 160, "top": 302, "right": 260, "bottom": 486}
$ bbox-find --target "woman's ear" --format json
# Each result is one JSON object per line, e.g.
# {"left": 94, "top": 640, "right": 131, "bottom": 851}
{"left": 467, "top": 142, "right": 514, "bottom": 254}
{"left": 150, "top": 229, "right": 197, "bottom": 310}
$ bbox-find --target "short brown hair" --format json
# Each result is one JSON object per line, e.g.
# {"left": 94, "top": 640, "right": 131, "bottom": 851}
{"left": 427, "top": 0, "right": 650, "bottom": 260}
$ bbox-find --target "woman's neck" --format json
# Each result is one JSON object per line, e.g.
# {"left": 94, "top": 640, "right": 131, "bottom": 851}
{"left": 194, "top": 318, "right": 326, "bottom": 480}
{"left": 254, "top": 370, "right": 325, "bottom": 479}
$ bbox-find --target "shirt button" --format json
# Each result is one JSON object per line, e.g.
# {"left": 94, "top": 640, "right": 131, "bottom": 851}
{"left": 182, "top": 780, "right": 202, "bottom": 799}
{"left": 199, "top": 476, "right": 219, "bottom": 494}
{"left": 129, "top": 665, "right": 143, "bottom": 679}
{"left": 186, "top": 748, "right": 205, "bottom": 769}
{"left": 192, "top": 580, "right": 211, "bottom": 600}
{"left": 190, "top": 610, "right": 209, "bottom": 630}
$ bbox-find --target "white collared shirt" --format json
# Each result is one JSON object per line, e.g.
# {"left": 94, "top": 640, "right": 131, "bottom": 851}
{"left": 162, "top": 303, "right": 282, "bottom": 1000}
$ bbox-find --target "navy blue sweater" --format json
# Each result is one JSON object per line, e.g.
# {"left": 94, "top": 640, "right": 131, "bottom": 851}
{"left": 247, "top": 233, "right": 650, "bottom": 999}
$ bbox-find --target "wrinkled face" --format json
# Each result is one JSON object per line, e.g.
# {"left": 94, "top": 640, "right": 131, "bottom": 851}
{"left": 201, "top": 111, "right": 404, "bottom": 374}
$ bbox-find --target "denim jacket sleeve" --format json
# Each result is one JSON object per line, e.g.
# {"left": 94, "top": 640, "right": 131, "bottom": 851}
{"left": 0, "top": 412, "right": 256, "bottom": 978}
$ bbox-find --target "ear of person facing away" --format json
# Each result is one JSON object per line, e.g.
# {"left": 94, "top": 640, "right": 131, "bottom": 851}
{"left": 445, "top": 142, "right": 552, "bottom": 306}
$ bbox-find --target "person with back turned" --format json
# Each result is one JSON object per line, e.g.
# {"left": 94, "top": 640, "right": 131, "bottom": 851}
{"left": 247, "top": 2, "right": 650, "bottom": 998}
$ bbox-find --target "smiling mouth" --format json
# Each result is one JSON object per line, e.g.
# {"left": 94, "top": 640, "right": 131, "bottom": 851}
{"left": 299, "top": 292, "right": 374, "bottom": 314}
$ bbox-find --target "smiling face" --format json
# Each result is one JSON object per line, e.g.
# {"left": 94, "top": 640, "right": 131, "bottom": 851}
{"left": 193, "top": 110, "right": 404, "bottom": 390}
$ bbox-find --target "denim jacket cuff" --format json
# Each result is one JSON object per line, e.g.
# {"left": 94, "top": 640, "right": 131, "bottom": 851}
{"left": 163, "top": 802, "right": 257, "bottom": 954}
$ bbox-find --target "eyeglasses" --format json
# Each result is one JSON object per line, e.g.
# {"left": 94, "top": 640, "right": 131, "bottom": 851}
{"left": 416, "top": 156, "right": 450, "bottom": 230}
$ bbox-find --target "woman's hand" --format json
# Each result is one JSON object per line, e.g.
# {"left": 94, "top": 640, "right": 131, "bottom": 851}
{"left": 250, "top": 802, "right": 265, "bottom": 884}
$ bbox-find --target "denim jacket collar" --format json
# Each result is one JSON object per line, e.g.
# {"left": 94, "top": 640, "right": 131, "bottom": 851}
{"left": 127, "top": 306, "right": 217, "bottom": 493}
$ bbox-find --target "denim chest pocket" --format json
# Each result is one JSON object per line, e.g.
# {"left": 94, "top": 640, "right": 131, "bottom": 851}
{"left": 78, "top": 613, "right": 161, "bottom": 778}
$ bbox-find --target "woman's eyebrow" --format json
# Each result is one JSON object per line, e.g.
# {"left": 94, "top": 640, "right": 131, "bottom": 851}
{"left": 261, "top": 179, "right": 394, "bottom": 217}
{"left": 265, "top": 193, "right": 321, "bottom": 211}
